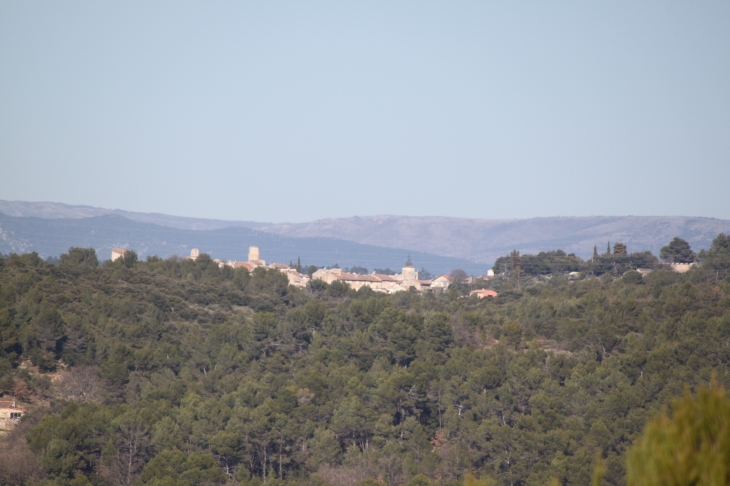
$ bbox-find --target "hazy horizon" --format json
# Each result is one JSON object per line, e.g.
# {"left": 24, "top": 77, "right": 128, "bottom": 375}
{"left": 4, "top": 198, "right": 730, "bottom": 226}
{"left": 2, "top": 2, "right": 729, "bottom": 222}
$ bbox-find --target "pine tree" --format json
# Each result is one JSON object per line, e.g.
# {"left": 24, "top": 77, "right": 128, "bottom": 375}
{"left": 593, "top": 245, "right": 598, "bottom": 258}
{"left": 659, "top": 237, "right": 695, "bottom": 263}
{"left": 606, "top": 242, "right": 611, "bottom": 255}
{"left": 626, "top": 377, "right": 730, "bottom": 486}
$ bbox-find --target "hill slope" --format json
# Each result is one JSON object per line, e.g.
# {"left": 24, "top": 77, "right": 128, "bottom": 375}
{"left": 1, "top": 249, "right": 729, "bottom": 485}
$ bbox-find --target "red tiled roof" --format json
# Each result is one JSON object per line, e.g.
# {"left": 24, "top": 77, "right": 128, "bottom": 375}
{"left": 0, "top": 400, "right": 26, "bottom": 411}
{"left": 283, "top": 269, "right": 308, "bottom": 278}
{"left": 335, "top": 273, "right": 381, "bottom": 282}
{"left": 231, "top": 262, "right": 254, "bottom": 270}
{"left": 470, "top": 289, "right": 498, "bottom": 298}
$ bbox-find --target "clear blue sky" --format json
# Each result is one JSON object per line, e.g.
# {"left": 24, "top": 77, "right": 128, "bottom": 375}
{"left": 2, "top": 2, "right": 729, "bottom": 223}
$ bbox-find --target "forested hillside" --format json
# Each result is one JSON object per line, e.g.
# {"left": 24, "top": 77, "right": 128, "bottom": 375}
{"left": 1, "top": 245, "right": 729, "bottom": 486}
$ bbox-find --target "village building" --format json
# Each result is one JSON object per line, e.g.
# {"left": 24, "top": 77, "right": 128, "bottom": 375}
{"left": 430, "top": 275, "right": 453, "bottom": 290}
{"left": 176, "top": 246, "right": 458, "bottom": 292}
{"left": 280, "top": 268, "right": 311, "bottom": 287}
{"left": 222, "top": 246, "right": 268, "bottom": 271}
{"left": 400, "top": 258, "right": 418, "bottom": 280}
{"left": 0, "top": 399, "right": 26, "bottom": 433}
{"left": 248, "top": 246, "right": 266, "bottom": 267}
{"left": 312, "top": 267, "right": 340, "bottom": 282}
{"left": 470, "top": 289, "right": 498, "bottom": 299}
{"left": 110, "top": 243, "right": 464, "bottom": 293}
{"left": 669, "top": 263, "right": 695, "bottom": 273}
{"left": 312, "top": 269, "right": 403, "bottom": 292}
{"left": 224, "top": 247, "right": 310, "bottom": 288}
{"left": 312, "top": 258, "right": 439, "bottom": 293}
{"left": 374, "top": 274, "right": 401, "bottom": 292}
{"left": 397, "top": 257, "right": 422, "bottom": 290}
{"left": 227, "top": 261, "right": 255, "bottom": 271}
{"left": 336, "top": 272, "right": 383, "bottom": 291}
{"left": 0, "top": 400, "right": 24, "bottom": 419}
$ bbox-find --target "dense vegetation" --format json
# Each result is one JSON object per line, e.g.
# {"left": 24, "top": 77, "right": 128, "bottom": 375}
{"left": 1, "top": 236, "right": 730, "bottom": 486}
{"left": 493, "top": 236, "right": 730, "bottom": 279}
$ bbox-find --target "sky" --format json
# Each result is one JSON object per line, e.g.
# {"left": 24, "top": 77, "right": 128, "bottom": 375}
{"left": 1, "top": 2, "right": 729, "bottom": 223}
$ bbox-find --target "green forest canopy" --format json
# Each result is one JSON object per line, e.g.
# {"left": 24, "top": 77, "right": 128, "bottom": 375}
{"left": 492, "top": 235, "right": 730, "bottom": 278}
{"left": 0, "top": 234, "right": 729, "bottom": 486}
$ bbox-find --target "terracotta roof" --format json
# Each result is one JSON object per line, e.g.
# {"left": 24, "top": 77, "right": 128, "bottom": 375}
{"left": 0, "top": 400, "right": 25, "bottom": 410}
{"left": 112, "top": 248, "right": 126, "bottom": 254}
{"left": 231, "top": 262, "right": 254, "bottom": 270}
{"left": 337, "top": 273, "right": 379, "bottom": 282}
{"left": 271, "top": 263, "right": 290, "bottom": 269}
{"left": 470, "top": 289, "right": 498, "bottom": 298}
{"left": 283, "top": 269, "right": 308, "bottom": 278}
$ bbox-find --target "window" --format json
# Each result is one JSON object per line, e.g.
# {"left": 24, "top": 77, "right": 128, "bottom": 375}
{"left": 10, "top": 412, "right": 22, "bottom": 419}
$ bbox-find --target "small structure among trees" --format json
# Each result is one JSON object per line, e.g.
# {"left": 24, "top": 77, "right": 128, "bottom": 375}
{"left": 0, "top": 399, "right": 26, "bottom": 433}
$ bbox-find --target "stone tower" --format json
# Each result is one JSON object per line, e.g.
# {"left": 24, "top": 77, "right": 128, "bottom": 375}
{"left": 248, "top": 246, "right": 260, "bottom": 263}
{"left": 402, "top": 255, "right": 418, "bottom": 282}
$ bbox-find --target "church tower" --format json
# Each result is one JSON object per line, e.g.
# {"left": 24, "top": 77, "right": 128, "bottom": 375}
{"left": 402, "top": 255, "right": 418, "bottom": 282}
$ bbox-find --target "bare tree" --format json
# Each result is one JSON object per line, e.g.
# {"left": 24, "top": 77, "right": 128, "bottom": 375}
{"left": 12, "top": 380, "right": 33, "bottom": 402}
{"left": 55, "top": 366, "right": 102, "bottom": 404}
{"left": 450, "top": 268, "right": 468, "bottom": 284}
{"left": 102, "top": 411, "right": 150, "bottom": 486}
{"left": 317, "top": 461, "right": 379, "bottom": 486}
{"left": 0, "top": 448, "right": 43, "bottom": 485}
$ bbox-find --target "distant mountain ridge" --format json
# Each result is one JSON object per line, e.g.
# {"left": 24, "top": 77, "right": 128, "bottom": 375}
{"left": 0, "top": 200, "right": 268, "bottom": 230}
{"left": 0, "top": 212, "right": 481, "bottom": 274}
{"left": 260, "top": 215, "right": 730, "bottom": 264}
{"left": 2, "top": 200, "right": 729, "bottom": 269}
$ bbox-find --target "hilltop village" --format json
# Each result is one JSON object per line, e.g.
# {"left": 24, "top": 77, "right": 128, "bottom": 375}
{"left": 112, "top": 246, "right": 477, "bottom": 294}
